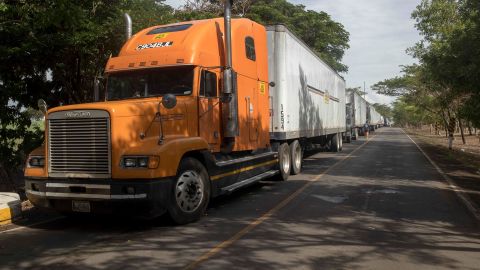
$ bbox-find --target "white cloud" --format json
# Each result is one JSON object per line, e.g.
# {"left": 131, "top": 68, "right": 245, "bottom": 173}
{"left": 164, "top": 0, "right": 420, "bottom": 105}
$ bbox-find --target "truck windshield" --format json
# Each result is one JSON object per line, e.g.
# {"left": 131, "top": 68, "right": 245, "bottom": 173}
{"left": 106, "top": 66, "right": 194, "bottom": 100}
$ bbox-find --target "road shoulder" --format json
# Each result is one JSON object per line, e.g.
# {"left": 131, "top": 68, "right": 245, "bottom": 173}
{"left": 406, "top": 131, "right": 480, "bottom": 222}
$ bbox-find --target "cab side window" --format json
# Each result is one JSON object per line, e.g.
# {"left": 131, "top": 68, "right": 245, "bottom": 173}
{"left": 200, "top": 70, "right": 217, "bottom": 97}
{"left": 245, "top": 36, "right": 256, "bottom": 61}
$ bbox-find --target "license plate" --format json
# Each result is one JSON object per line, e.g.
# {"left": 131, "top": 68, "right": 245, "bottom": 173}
{"left": 72, "top": 200, "right": 91, "bottom": 213}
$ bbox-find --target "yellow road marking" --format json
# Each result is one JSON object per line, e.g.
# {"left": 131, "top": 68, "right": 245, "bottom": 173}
{"left": 210, "top": 159, "right": 278, "bottom": 181}
{"left": 183, "top": 135, "right": 377, "bottom": 270}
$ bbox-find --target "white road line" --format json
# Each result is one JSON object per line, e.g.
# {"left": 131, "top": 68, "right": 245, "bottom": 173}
{"left": 402, "top": 129, "right": 480, "bottom": 221}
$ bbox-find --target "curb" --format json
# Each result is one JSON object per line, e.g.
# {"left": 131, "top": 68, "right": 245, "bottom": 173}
{"left": 0, "top": 193, "right": 22, "bottom": 226}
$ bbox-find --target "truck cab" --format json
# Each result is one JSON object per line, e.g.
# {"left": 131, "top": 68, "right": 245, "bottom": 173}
{"left": 24, "top": 18, "right": 277, "bottom": 224}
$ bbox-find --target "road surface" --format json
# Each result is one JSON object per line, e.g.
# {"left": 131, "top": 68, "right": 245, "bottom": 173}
{"left": 1, "top": 128, "right": 479, "bottom": 270}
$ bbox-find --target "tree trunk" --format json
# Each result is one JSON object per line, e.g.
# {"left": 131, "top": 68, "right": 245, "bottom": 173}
{"left": 441, "top": 111, "right": 449, "bottom": 138}
{"left": 459, "top": 119, "right": 466, "bottom": 144}
{"left": 467, "top": 122, "right": 473, "bottom": 136}
{"left": 447, "top": 115, "right": 456, "bottom": 150}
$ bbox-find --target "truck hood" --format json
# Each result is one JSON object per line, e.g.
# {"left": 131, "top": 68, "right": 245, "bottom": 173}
{"left": 47, "top": 98, "right": 166, "bottom": 118}
{"left": 45, "top": 97, "right": 193, "bottom": 146}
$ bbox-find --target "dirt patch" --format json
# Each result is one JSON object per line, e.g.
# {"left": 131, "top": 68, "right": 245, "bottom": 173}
{"left": 406, "top": 129, "right": 480, "bottom": 217}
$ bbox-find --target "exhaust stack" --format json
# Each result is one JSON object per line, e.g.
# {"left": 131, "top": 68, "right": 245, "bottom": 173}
{"left": 124, "top": 13, "right": 132, "bottom": 40}
{"left": 223, "top": 0, "right": 233, "bottom": 94}
{"left": 222, "top": 0, "right": 238, "bottom": 149}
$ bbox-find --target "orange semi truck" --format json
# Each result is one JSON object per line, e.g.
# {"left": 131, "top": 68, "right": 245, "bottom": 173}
{"left": 24, "top": 2, "right": 346, "bottom": 224}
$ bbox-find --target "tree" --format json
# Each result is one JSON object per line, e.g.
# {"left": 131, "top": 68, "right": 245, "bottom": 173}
{"left": 373, "top": 0, "right": 480, "bottom": 147}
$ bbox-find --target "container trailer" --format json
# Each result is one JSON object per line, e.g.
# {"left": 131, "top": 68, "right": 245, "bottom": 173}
{"left": 367, "top": 104, "right": 383, "bottom": 130}
{"left": 345, "top": 89, "right": 367, "bottom": 140}
{"left": 24, "top": 1, "right": 345, "bottom": 224}
{"left": 267, "top": 25, "right": 346, "bottom": 166}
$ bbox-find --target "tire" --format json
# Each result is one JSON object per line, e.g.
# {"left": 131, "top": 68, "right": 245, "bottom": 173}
{"left": 331, "top": 133, "right": 340, "bottom": 152}
{"left": 289, "top": 140, "right": 302, "bottom": 175}
{"left": 275, "top": 142, "right": 291, "bottom": 181}
{"left": 346, "top": 134, "right": 351, "bottom": 143}
{"left": 167, "top": 158, "right": 210, "bottom": 225}
{"left": 339, "top": 133, "right": 343, "bottom": 151}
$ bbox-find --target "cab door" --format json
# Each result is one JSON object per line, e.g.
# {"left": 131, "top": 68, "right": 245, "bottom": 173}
{"left": 198, "top": 70, "right": 220, "bottom": 149}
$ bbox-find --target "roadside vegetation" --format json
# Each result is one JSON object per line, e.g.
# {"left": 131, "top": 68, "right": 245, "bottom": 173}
{"left": 372, "top": 0, "right": 480, "bottom": 149}
{"left": 0, "top": 0, "right": 349, "bottom": 191}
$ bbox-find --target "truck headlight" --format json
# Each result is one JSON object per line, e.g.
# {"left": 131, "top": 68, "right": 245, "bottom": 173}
{"left": 27, "top": 156, "right": 45, "bottom": 168}
{"left": 121, "top": 156, "right": 159, "bottom": 169}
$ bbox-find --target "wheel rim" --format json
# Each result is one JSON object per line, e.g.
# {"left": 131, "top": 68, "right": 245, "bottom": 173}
{"left": 282, "top": 146, "right": 290, "bottom": 173}
{"left": 294, "top": 144, "right": 301, "bottom": 169}
{"left": 175, "top": 170, "right": 204, "bottom": 213}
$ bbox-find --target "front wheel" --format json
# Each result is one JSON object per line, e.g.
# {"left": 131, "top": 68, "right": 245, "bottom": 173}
{"left": 167, "top": 158, "right": 210, "bottom": 225}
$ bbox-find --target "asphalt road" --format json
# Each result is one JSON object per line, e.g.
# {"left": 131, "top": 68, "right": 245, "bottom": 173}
{"left": 1, "top": 128, "right": 479, "bottom": 270}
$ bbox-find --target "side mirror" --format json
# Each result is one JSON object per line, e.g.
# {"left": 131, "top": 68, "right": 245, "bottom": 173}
{"left": 162, "top": 94, "right": 177, "bottom": 109}
{"left": 37, "top": 99, "right": 47, "bottom": 115}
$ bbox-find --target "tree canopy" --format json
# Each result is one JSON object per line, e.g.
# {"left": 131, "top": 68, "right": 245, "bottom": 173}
{"left": 372, "top": 0, "right": 480, "bottom": 129}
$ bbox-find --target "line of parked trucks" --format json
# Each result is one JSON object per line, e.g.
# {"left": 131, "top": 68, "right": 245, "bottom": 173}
{"left": 24, "top": 1, "right": 387, "bottom": 224}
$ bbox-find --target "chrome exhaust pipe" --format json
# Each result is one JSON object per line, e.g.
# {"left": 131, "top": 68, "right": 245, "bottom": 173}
{"left": 124, "top": 13, "right": 132, "bottom": 40}
{"left": 222, "top": 0, "right": 238, "bottom": 148}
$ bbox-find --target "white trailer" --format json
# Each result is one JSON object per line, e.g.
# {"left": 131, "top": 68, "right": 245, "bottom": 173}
{"left": 267, "top": 25, "right": 346, "bottom": 150}
{"left": 367, "top": 104, "right": 383, "bottom": 129}
{"left": 345, "top": 89, "right": 367, "bottom": 140}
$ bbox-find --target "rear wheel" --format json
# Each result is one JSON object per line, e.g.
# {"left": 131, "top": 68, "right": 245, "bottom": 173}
{"left": 339, "top": 133, "right": 343, "bottom": 151}
{"left": 290, "top": 140, "right": 302, "bottom": 175}
{"left": 167, "top": 158, "right": 210, "bottom": 225}
{"left": 275, "top": 143, "right": 291, "bottom": 181}
{"left": 331, "top": 133, "right": 340, "bottom": 152}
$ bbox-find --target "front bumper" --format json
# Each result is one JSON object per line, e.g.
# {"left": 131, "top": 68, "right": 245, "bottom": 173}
{"left": 25, "top": 178, "right": 173, "bottom": 218}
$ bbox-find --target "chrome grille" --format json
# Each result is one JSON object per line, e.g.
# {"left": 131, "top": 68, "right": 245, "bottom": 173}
{"left": 48, "top": 110, "right": 111, "bottom": 178}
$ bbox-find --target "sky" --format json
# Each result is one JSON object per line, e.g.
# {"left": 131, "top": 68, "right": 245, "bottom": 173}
{"left": 163, "top": 0, "right": 422, "bottom": 105}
